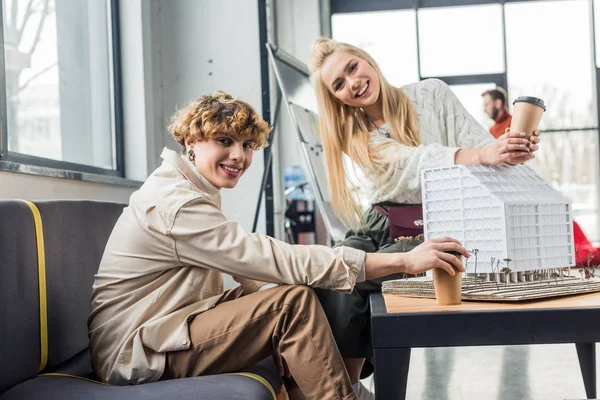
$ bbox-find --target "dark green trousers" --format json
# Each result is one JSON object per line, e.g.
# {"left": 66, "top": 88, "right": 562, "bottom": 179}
{"left": 314, "top": 207, "right": 423, "bottom": 378}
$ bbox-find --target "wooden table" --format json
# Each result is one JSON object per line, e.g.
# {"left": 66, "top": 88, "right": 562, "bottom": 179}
{"left": 370, "top": 291, "right": 600, "bottom": 399}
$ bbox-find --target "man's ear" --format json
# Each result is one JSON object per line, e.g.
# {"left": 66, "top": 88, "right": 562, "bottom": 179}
{"left": 184, "top": 137, "right": 194, "bottom": 152}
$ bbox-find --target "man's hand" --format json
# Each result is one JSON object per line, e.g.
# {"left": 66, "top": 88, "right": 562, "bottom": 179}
{"left": 364, "top": 237, "right": 469, "bottom": 281}
{"left": 402, "top": 237, "right": 469, "bottom": 276}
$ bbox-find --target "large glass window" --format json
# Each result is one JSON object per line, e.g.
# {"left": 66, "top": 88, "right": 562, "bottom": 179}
{"left": 331, "top": 0, "right": 600, "bottom": 241}
{"left": 527, "top": 130, "right": 599, "bottom": 240}
{"left": 505, "top": 0, "right": 596, "bottom": 129}
{"left": 332, "top": 10, "right": 419, "bottom": 86}
{"left": 418, "top": 4, "right": 504, "bottom": 77}
{"left": 2, "top": 0, "right": 118, "bottom": 171}
{"left": 505, "top": 0, "right": 599, "bottom": 240}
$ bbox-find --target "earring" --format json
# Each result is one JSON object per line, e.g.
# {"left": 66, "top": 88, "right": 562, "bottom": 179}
{"left": 188, "top": 149, "right": 195, "bottom": 162}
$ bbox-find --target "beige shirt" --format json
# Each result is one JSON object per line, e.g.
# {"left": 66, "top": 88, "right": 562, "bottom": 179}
{"left": 88, "top": 148, "right": 366, "bottom": 385}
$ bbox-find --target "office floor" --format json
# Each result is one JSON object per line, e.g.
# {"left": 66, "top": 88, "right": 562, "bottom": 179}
{"left": 362, "top": 343, "right": 599, "bottom": 400}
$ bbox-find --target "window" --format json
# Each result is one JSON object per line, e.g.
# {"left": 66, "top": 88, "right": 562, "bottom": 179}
{"left": 332, "top": 10, "right": 419, "bottom": 86}
{"left": 505, "top": 0, "right": 596, "bottom": 129}
{"left": 330, "top": 0, "right": 600, "bottom": 241}
{"left": 1, "top": 0, "right": 121, "bottom": 175}
{"left": 527, "top": 130, "right": 599, "bottom": 241}
{"left": 418, "top": 4, "right": 504, "bottom": 77}
{"left": 505, "top": 0, "right": 599, "bottom": 240}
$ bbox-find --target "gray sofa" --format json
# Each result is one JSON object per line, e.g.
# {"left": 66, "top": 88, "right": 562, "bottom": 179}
{"left": 0, "top": 200, "right": 280, "bottom": 399}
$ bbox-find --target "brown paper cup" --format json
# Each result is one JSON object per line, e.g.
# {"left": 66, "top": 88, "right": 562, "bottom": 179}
{"left": 510, "top": 96, "right": 546, "bottom": 140}
{"left": 433, "top": 252, "right": 463, "bottom": 305}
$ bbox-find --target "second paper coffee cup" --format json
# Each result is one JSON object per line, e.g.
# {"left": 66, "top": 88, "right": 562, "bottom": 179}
{"left": 510, "top": 96, "right": 546, "bottom": 140}
{"left": 433, "top": 251, "right": 463, "bottom": 306}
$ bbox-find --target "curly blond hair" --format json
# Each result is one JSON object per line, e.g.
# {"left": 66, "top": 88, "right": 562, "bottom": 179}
{"left": 168, "top": 90, "right": 272, "bottom": 151}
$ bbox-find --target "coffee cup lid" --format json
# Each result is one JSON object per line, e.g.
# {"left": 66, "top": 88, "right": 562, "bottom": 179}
{"left": 513, "top": 96, "right": 546, "bottom": 111}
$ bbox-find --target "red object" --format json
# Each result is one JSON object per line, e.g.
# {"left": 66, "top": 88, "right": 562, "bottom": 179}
{"left": 490, "top": 112, "right": 512, "bottom": 139}
{"left": 573, "top": 221, "right": 600, "bottom": 266}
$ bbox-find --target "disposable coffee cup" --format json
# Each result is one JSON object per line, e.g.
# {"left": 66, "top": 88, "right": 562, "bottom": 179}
{"left": 432, "top": 251, "right": 463, "bottom": 306}
{"left": 510, "top": 96, "right": 546, "bottom": 140}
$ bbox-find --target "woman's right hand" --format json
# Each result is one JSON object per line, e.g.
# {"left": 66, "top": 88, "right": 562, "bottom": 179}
{"left": 481, "top": 131, "right": 534, "bottom": 165}
{"left": 402, "top": 237, "right": 469, "bottom": 276}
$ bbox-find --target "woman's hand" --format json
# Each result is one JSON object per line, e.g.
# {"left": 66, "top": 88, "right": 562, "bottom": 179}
{"left": 402, "top": 237, "right": 469, "bottom": 276}
{"left": 481, "top": 129, "right": 541, "bottom": 165}
{"left": 504, "top": 128, "right": 540, "bottom": 165}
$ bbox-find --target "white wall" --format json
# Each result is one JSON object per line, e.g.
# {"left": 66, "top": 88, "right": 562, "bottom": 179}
{"left": 153, "top": 0, "right": 266, "bottom": 232}
{"left": 276, "top": 0, "right": 322, "bottom": 63}
{"left": 0, "top": 170, "right": 134, "bottom": 202}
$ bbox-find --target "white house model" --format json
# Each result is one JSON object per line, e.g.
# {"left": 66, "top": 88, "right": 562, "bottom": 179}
{"left": 421, "top": 164, "right": 575, "bottom": 274}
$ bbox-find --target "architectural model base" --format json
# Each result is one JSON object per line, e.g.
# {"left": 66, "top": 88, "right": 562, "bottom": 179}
{"left": 382, "top": 275, "right": 600, "bottom": 302}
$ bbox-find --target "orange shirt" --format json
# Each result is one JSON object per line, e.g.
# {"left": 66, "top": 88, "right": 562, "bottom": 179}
{"left": 490, "top": 112, "right": 512, "bottom": 139}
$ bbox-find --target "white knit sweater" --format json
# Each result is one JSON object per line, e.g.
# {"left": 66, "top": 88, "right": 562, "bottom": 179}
{"left": 364, "top": 79, "right": 495, "bottom": 205}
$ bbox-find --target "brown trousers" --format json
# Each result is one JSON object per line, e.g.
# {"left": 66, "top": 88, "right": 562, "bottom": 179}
{"left": 163, "top": 285, "right": 357, "bottom": 400}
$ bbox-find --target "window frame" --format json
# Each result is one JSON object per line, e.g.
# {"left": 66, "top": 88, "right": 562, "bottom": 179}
{"left": 0, "top": 0, "right": 125, "bottom": 178}
{"left": 330, "top": 0, "right": 549, "bottom": 15}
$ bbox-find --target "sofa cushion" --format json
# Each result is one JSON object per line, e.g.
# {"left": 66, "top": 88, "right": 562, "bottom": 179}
{"left": 0, "top": 201, "right": 44, "bottom": 393}
{"left": 33, "top": 201, "right": 125, "bottom": 369}
{"left": 1, "top": 353, "right": 279, "bottom": 400}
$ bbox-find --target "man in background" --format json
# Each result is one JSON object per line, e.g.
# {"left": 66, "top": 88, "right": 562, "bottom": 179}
{"left": 482, "top": 87, "right": 511, "bottom": 139}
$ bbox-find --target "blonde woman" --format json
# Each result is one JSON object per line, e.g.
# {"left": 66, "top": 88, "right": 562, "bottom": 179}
{"left": 88, "top": 91, "right": 468, "bottom": 400}
{"left": 309, "top": 38, "right": 541, "bottom": 390}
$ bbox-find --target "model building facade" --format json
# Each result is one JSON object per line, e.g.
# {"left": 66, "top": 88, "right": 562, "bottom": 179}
{"left": 421, "top": 164, "right": 575, "bottom": 273}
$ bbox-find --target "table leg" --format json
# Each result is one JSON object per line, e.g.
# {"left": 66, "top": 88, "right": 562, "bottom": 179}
{"left": 575, "top": 342, "right": 596, "bottom": 399}
{"left": 373, "top": 347, "right": 411, "bottom": 400}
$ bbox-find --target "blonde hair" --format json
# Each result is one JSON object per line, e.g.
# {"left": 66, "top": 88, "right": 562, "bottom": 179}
{"left": 168, "top": 90, "right": 272, "bottom": 151}
{"left": 309, "top": 38, "right": 420, "bottom": 227}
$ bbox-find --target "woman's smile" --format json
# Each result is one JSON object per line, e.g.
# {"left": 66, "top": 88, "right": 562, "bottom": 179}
{"left": 355, "top": 81, "right": 369, "bottom": 98}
